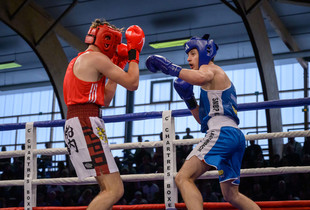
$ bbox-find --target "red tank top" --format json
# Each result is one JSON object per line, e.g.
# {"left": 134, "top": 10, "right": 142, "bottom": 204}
{"left": 63, "top": 50, "right": 106, "bottom": 106}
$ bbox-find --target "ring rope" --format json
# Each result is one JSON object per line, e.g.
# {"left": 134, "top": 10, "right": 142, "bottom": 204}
{"left": 0, "top": 97, "right": 309, "bottom": 131}
{"left": 1, "top": 98, "right": 310, "bottom": 209}
{"left": 244, "top": 130, "right": 310, "bottom": 141}
{"left": 0, "top": 130, "right": 309, "bottom": 159}
{"left": 1, "top": 166, "right": 310, "bottom": 187}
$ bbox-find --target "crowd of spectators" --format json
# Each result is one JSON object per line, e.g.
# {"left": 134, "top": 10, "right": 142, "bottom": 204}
{"left": 1, "top": 132, "right": 310, "bottom": 207}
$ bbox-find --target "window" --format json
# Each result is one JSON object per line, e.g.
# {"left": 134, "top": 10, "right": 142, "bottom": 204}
{"left": 150, "top": 79, "right": 173, "bottom": 103}
{"left": 0, "top": 61, "right": 307, "bottom": 162}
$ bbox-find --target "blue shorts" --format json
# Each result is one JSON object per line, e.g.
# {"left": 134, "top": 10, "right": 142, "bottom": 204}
{"left": 186, "top": 126, "right": 245, "bottom": 185}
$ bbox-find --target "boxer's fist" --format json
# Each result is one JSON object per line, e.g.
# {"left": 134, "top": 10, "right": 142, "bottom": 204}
{"left": 174, "top": 78, "right": 197, "bottom": 110}
{"left": 145, "top": 55, "right": 182, "bottom": 77}
{"left": 125, "top": 25, "right": 145, "bottom": 63}
{"left": 112, "top": 43, "right": 128, "bottom": 69}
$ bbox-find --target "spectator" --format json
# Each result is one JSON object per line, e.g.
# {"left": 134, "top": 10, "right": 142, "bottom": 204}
{"left": 287, "top": 174, "right": 303, "bottom": 199}
{"left": 283, "top": 137, "right": 302, "bottom": 158}
{"left": 46, "top": 191, "right": 61, "bottom": 206}
{"left": 153, "top": 132, "right": 164, "bottom": 168}
{"left": 0, "top": 146, "right": 11, "bottom": 169}
{"left": 144, "top": 140, "right": 154, "bottom": 159}
{"left": 302, "top": 137, "right": 310, "bottom": 166}
{"left": 303, "top": 137, "right": 310, "bottom": 156}
{"left": 302, "top": 153, "right": 310, "bottom": 166}
{"left": 250, "top": 183, "right": 268, "bottom": 201}
{"left": 12, "top": 157, "right": 24, "bottom": 179}
{"left": 270, "top": 179, "right": 293, "bottom": 201}
{"left": 12, "top": 144, "right": 25, "bottom": 179}
{"left": 134, "top": 136, "right": 149, "bottom": 167}
{"left": 243, "top": 140, "right": 264, "bottom": 168}
{"left": 270, "top": 154, "right": 281, "bottom": 167}
{"left": 114, "top": 156, "right": 122, "bottom": 170}
{"left": 129, "top": 191, "right": 148, "bottom": 205}
{"left": 199, "top": 182, "right": 219, "bottom": 202}
{"left": 54, "top": 161, "right": 69, "bottom": 178}
{"left": 153, "top": 147, "right": 163, "bottom": 169}
{"left": 122, "top": 149, "right": 135, "bottom": 167}
{"left": 137, "top": 154, "right": 155, "bottom": 174}
{"left": 142, "top": 181, "right": 159, "bottom": 203}
{"left": 282, "top": 137, "right": 302, "bottom": 166}
{"left": 182, "top": 128, "right": 193, "bottom": 153}
{"left": 183, "top": 127, "right": 194, "bottom": 139}
{"left": 177, "top": 128, "right": 194, "bottom": 165}
{"left": 115, "top": 196, "right": 128, "bottom": 205}
{"left": 62, "top": 188, "right": 75, "bottom": 206}
{"left": 16, "top": 144, "right": 25, "bottom": 165}
{"left": 37, "top": 192, "right": 47, "bottom": 206}
{"left": 47, "top": 185, "right": 64, "bottom": 195}
{"left": 38, "top": 142, "right": 53, "bottom": 177}
{"left": 78, "top": 188, "right": 94, "bottom": 206}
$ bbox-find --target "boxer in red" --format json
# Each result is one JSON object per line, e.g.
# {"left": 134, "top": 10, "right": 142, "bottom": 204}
{"left": 63, "top": 18, "right": 145, "bottom": 209}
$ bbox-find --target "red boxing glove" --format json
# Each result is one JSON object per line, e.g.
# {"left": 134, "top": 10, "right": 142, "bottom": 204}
{"left": 125, "top": 25, "right": 145, "bottom": 63}
{"left": 112, "top": 43, "right": 128, "bottom": 69}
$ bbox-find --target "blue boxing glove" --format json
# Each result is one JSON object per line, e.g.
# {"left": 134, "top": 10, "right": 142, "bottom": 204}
{"left": 146, "top": 55, "right": 182, "bottom": 77}
{"left": 174, "top": 78, "right": 197, "bottom": 110}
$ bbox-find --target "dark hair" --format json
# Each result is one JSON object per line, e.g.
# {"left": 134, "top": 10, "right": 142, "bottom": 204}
{"left": 90, "top": 18, "right": 123, "bottom": 32}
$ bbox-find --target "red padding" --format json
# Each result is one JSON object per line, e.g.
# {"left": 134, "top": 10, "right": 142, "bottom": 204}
{"left": 1, "top": 201, "right": 310, "bottom": 210}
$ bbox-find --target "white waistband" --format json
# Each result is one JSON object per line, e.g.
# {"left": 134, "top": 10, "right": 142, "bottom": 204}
{"left": 207, "top": 115, "right": 238, "bottom": 130}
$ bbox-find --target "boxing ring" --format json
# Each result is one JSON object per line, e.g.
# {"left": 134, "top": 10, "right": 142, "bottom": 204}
{"left": 1, "top": 97, "right": 310, "bottom": 210}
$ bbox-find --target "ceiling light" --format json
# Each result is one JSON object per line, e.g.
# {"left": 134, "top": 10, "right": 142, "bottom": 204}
{"left": 149, "top": 38, "right": 190, "bottom": 49}
{"left": 0, "top": 61, "right": 22, "bottom": 70}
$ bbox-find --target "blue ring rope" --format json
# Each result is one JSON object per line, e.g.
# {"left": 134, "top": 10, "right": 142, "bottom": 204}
{"left": 0, "top": 97, "right": 309, "bottom": 131}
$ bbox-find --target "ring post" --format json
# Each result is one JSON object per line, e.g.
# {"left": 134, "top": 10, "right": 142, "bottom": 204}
{"left": 162, "top": 110, "right": 178, "bottom": 210}
{"left": 24, "top": 122, "right": 37, "bottom": 209}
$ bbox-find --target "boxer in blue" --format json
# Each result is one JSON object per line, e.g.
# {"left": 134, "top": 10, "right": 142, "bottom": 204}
{"left": 146, "top": 35, "right": 260, "bottom": 210}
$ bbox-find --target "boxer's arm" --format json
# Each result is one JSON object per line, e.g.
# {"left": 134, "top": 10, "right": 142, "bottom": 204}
{"left": 190, "top": 106, "right": 201, "bottom": 124}
{"left": 112, "top": 43, "right": 128, "bottom": 70}
{"left": 174, "top": 78, "right": 201, "bottom": 124}
{"left": 91, "top": 52, "right": 139, "bottom": 91}
{"left": 94, "top": 25, "right": 144, "bottom": 91}
{"left": 145, "top": 55, "right": 214, "bottom": 87}
{"left": 103, "top": 79, "right": 117, "bottom": 107}
{"left": 126, "top": 25, "right": 145, "bottom": 64}
{"left": 178, "top": 66, "right": 214, "bottom": 86}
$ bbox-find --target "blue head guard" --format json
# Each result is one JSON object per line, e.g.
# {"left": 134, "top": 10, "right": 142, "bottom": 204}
{"left": 184, "top": 34, "right": 218, "bottom": 67}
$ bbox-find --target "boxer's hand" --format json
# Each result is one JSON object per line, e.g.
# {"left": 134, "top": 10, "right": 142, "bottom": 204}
{"left": 145, "top": 55, "right": 181, "bottom": 77}
{"left": 174, "top": 78, "right": 197, "bottom": 110}
{"left": 125, "top": 25, "right": 145, "bottom": 63}
{"left": 112, "top": 43, "right": 128, "bottom": 69}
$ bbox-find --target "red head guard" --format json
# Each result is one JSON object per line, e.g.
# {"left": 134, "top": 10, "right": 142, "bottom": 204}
{"left": 85, "top": 24, "right": 122, "bottom": 59}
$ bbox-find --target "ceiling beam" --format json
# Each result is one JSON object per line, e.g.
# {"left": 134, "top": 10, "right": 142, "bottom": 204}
{"left": 54, "top": 25, "right": 87, "bottom": 52}
{"left": 28, "top": 2, "right": 86, "bottom": 52}
{"left": 36, "top": 0, "right": 78, "bottom": 46}
{"left": 261, "top": 0, "right": 308, "bottom": 69}
{"left": 246, "top": 0, "right": 262, "bottom": 15}
{"left": 9, "top": 0, "right": 31, "bottom": 19}
{"left": 0, "top": 0, "right": 70, "bottom": 118}
{"left": 271, "top": 0, "right": 310, "bottom": 7}
{"left": 232, "top": 0, "right": 283, "bottom": 158}
{"left": 221, "top": 0, "right": 241, "bottom": 15}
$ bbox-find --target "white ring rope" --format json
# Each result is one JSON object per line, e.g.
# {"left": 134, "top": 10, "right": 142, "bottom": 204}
{"left": 1, "top": 166, "right": 310, "bottom": 187}
{"left": 0, "top": 130, "right": 309, "bottom": 187}
{"left": 2, "top": 105, "right": 309, "bottom": 209}
{"left": 0, "top": 130, "right": 309, "bottom": 158}
{"left": 244, "top": 130, "right": 310, "bottom": 141}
